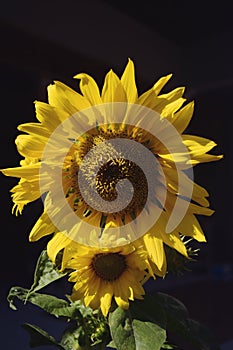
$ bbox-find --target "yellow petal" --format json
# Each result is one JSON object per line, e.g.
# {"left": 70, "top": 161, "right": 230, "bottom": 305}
{"left": 161, "top": 98, "right": 186, "bottom": 118}
{"left": 100, "top": 283, "right": 114, "bottom": 316}
{"left": 9, "top": 179, "right": 40, "bottom": 214}
{"left": 153, "top": 74, "right": 173, "bottom": 95}
{"left": 182, "top": 135, "right": 218, "bottom": 154}
{"left": 17, "top": 123, "right": 51, "bottom": 140}
{"left": 47, "top": 232, "right": 72, "bottom": 263}
{"left": 164, "top": 167, "right": 210, "bottom": 207}
{"left": 138, "top": 86, "right": 185, "bottom": 114}
{"left": 102, "top": 69, "right": 127, "bottom": 102}
{"left": 113, "top": 278, "right": 130, "bottom": 309}
{"left": 149, "top": 259, "right": 167, "bottom": 277}
{"left": 85, "top": 277, "right": 101, "bottom": 309}
{"left": 48, "top": 81, "right": 91, "bottom": 114}
{"left": 121, "top": 58, "right": 138, "bottom": 103}
{"left": 61, "top": 244, "right": 80, "bottom": 270}
{"left": 182, "top": 135, "right": 223, "bottom": 164}
{"left": 160, "top": 87, "right": 185, "bottom": 101}
{"left": 153, "top": 88, "right": 185, "bottom": 114}
{"left": 1, "top": 163, "right": 40, "bottom": 178}
{"left": 143, "top": 234, "right": 165, "bottom": 270}
{"left": 189, "top": 154, "right": 223, "bottom": 165}
{"left": 35, "top": 101, "right": 69, "bottom": 128}
{"left": 189, "top": 203, "right": 214, "bottom": 216}
{"left": 74, "top": 73, "right": 102, "bottom": 105}
{"left": 159, "top": 231, "right": 188, "bottom": 257}
{"left": 29, "top": 211, "right": 56, "bottom": 241}
{"left": 114, "top": 294, "right": 129, "bottom": 310}
{"left": 171, "top": 101, "right": 194, "bottom": 133}
{"left": 178, "top": 214, "right": 206, "bottom": 242}
{"left": 192, "top": 182, "right": 210, "bottom": 207}
{"left": 137, "top": 74, "right": 173, "bottom": 106}
{"left": 15, "top": 135, "right": 44, "bottom": 158}
{"left": 123, "top": 270, "right": 145, "bottom": 297}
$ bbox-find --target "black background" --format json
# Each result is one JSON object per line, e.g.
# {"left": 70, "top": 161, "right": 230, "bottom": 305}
{"left": 1, "top": 1, "right": 233, "bottom": 349}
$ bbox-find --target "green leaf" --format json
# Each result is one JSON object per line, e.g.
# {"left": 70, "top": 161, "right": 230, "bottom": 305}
{"left": 8, "top": 287, "right": 67, "bottom": 313}
{"left": 8, "top": 286, "right": 83, "bottom": 319}
{"left": 109, "top": 306, "right": 166, "bottom": 350}
{"left": 110, "top": 293, "right": 220, "bottom": 350}
{"left": 7, "top": 286, "right": 20, "bottom": 310}
{"left": 109, "top": 307, "right": 135, "bottom": 350}
{"left": 22, "top": 323, "right": 65, "bottom": 349}
{"left": 72, "top": 299, "right": 94, "bottom": 318}
{"left": 183, "top": 319, "right": 221, "bottom": 350}
{"left": 145, "top": 293, "right": 220, "bottom": 350}
{"left": 30, "top": 250, "right": 67, "bottom": 293}
{"left": 7, "top": 286, "right": 32, "bottom": 311}
{"left": 61, "top": 324, "right": 84, "bottom": 350}
{"left": 7, "top": 286, "right": 91, "bottom": 323}
{"left": 161, "top": 342, "right": 182, "bottom": 349}
{"left": 130, "top": 294, "right": 167, "bottom": 328}
{"left": 27, "top": 293, "right": 68, "bottom": 317}
{"left": 155, "top": 293, "right": 220, "bottom": 350}
{"left": 107, "top": 340, "right": 117, "bottom": 349}
{"left": 155, "top": 292, "right": 189, "bottom": 321}
{"left": 133, "top": 319, "right": 166, "bottom": 350}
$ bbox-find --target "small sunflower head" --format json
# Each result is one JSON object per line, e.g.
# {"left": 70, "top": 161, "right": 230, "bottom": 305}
{"left": 65, "top": 242, "right": 152, "bottom": 316}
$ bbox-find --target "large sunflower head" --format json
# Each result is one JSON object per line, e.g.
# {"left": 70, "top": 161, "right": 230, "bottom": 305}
{"left": 1, "top": 58, "right": 222, "bottom": 262}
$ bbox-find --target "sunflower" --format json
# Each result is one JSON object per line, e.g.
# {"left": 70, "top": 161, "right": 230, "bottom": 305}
{"left": 61, "top": 242, "right": 153, "bottom": 316}
{"left": 1, "top": 59, "right": 222, "bottom": 267}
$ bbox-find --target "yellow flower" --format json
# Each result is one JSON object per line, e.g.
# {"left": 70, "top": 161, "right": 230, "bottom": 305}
{"left": 63, "top": 242, "right": 153, "bottom": 316}
{"left": 1, "top": 59, "right": 222, "bottom": 266}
